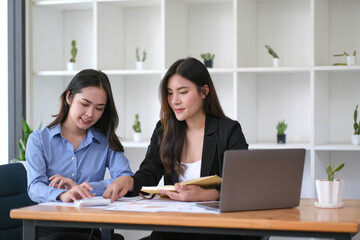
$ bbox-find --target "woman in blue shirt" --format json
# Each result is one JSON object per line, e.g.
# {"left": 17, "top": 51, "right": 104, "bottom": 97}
{"left": 26, "top": 69, "right": 133, "bottom": 203}
{"left": 26, "top": 69, "right": 132, "bottom": 240}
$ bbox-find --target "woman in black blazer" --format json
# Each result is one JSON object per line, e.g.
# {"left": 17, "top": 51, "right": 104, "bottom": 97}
{"left": 105, "top": 57, "right": 248, "bottom": 201}
{"left": 104, "top": 57, "right": 256, "bottom": 239}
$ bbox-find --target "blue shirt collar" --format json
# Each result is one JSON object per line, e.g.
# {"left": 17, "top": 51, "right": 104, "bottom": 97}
{"left": 48, "top": 124, "right": 101, "bottom": 144}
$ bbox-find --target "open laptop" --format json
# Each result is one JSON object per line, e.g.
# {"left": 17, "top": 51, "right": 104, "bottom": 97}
{"left": 197, "top": 149, "right": 305, "bottom": 212}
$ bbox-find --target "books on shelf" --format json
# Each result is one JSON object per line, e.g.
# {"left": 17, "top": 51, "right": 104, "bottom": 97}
{"left": 140, "top": 175, "right": 222, "bottom": 195}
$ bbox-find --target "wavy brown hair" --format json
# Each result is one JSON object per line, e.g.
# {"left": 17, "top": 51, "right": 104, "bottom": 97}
{"left": 48, "top": 69, "right": 124, "bottom": 152}
{"left": 159, "top": 57, "right": 226, "bottom": 176}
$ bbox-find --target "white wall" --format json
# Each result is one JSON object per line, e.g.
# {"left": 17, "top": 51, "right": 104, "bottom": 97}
{"left": 0, "top": 0, "right": 8, "bottom": 165}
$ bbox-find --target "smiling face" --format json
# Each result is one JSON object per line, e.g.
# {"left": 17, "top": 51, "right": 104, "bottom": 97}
{"left": 167, "top": 74, "right": 207, "bottom": 122}
{"left": 65, "top": 86, "right": 107, "bottom": 132}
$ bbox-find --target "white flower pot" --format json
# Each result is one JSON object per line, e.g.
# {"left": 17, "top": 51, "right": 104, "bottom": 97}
{"left": 273, "top": 58, "right": 279, "bottom": 67}
{"left": 315, "top": 179, "right": 344, "bottom": 208}
{"left": 67, "top": 62, "right": 77, "bottom": 71}
{"left": 352, "top": 134, "right": 360, "bottom": 145}
{"left": 136, "top": 61, "right": 143, "bottom": 70}
{"left": 133, "top": 132, "right": 142, "bottom": 142}
{"left": 346, "top": 56, "right": 355, "bottom": 66}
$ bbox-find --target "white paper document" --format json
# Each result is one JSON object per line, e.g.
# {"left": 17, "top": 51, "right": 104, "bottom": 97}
{"left": 104, "top": 196, "right": 219, "bottom": 214}
{"left": 39, "top": 196, "right": 142, "bottom": 208}
{"left": 39, "top": 196, "right": 219, "bottom": 214}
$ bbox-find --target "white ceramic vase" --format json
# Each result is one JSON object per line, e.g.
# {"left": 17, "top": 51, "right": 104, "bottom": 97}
{"left": 315, "top": 179, "right": 344, "bottom": 208}
{"left": 272, "top": 58, "right": 279, "bottom": 67}
{"left": 133, "top": 132, "right": 142, "bottom": 142}
{"left": 352, "top": 134, "right": 360, "bottom": 145}
{"left": 67, "top": 62, "right": 77, "bottom": 71}
{"left": 346, "top": 56, "right": 355, "bottom": 66}
{"left": 136, "top": 61, "right": 143, "bottom": 70}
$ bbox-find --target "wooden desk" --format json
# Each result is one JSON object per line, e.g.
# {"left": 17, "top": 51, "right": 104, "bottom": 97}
{"left": 10, "top": 199, "right": 360, "bottom": 240}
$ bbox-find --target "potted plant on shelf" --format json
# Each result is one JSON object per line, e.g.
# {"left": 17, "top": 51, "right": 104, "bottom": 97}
{"left": 11, "top": 119, "right": 42, "bottom": 166}
{"left": 200, "top": 53, "right": 215, "bottom": 68}
{"left": 276, "top": 120, "right": 287, "bottom": 144}
{"left": 315, "top": 161, "right": 345, "bottom": 208}
{"left": 136, "top": 47, "right": 147, "bottom": 70}
{"left": 333, "top": 51, "right": 356, "bottom": 66}
{"left": 265, "top": 45, "right": 279, "bottom": 67}
{"left": 132, "top": 114, "right": 142, "bottom": 142}
{"left": 67, "top": 40, "right": 77, "bottom": 71}
{"left": 352, "top": 104, "right": 360, "bottom": 145}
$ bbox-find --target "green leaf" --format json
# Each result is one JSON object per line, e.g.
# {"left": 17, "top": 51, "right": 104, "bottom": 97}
{"left": 265, "top": 45, "right": 279, "bottom": 59}
{"left": 331, "top": 163, "right": 345, "bottom": 174}
{"left": 325, "top": 164, "right": 332, "bottom": 175}
{"left": 17, "top": 119, "right": 42, "bottom": 161}
{"left": 355, "top": 105, "right": 358, "bottom": 123}
{"left": 21, "top": 119, "right": 31, "bottom": 135}
{"left": 19, "top": 138, "right": 26, "bottom": 152}
{"left": 18, "top": 140, "right": 26, "bottom": 160}
{"left": 326, "top": 162, "right": 345, "bottom": 181}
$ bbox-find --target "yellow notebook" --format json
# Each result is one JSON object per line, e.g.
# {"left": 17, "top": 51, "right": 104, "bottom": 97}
{"left": 140, "top": 175, "right": 222, "bottom": 195}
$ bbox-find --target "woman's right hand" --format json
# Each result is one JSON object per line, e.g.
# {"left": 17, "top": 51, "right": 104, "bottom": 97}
{"left": 57, "top": 182, "right": 94, "bottom": 202}
{"left": 103, "top": 175, "right": 134, "bottom": 202}
{"left": 49, "top": 174, "right": 77, "bottom": 190}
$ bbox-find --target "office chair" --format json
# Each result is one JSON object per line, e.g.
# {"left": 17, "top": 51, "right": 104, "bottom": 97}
{"left": 0, "top": 162, "right": 36, "bottom": 240}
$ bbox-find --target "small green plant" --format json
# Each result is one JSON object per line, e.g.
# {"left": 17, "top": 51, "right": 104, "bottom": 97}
{"left": 15, "top": 119, "right": 42, "bottom": 161}
{"left": 326, "top": 161, "right": 345, "bottom": 181}
{"left": 354, "top": 104, "right": 360, "bottom": 135}
{"left": 276, "top": 120, "right": 287, "bottom": 135}
{"left": 333, "top": 51, "right": 356, "bottom": 66}
{"left": 200, "top": 53, "right": 215, "bottom": 61}
{"left": 333, "top": 51, "right": 356, "bottom": 57}
{"left": 69, "top": 40, "right": 77, "bottom": 63}
{"left": 132, "top": 114, "right": 141, "bottom": 133}
{"left": 136, "top": 47, "right": 147, "bottom": 62}
{"left": 265, "top": 45, "right": 279, "bottom": 59}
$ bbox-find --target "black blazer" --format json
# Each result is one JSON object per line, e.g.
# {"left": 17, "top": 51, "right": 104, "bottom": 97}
{"left": 131, "top": 115, "right": 248, "bottom": 195}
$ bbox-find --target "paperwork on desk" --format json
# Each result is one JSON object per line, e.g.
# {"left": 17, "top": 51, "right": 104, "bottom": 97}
{"left": 39, "top": 196, "right": 219, "bottom": 214}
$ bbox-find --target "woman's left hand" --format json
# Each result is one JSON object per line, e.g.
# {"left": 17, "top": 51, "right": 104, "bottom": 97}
{"left": 159, "top": 183, "right": 220, "bottom": 202}
{"left": 49, "top": 174, "right": 77, "bottom": 190}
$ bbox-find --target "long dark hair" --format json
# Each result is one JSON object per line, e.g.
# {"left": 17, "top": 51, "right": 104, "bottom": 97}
{"left": 159, "top": 57, "right": 225, "bottom": 176}
{"left": 48, "top": 69, "right": 124, "bottom": 152}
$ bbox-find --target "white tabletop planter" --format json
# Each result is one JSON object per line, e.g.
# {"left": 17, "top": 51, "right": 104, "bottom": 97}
{"left": 315, "top": 179, "right": 344, "bottom": 208}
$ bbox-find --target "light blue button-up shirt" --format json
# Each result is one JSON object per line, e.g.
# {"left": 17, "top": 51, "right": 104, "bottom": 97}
{"left": 26, "top": 124, "right": 133, "bottom": 203}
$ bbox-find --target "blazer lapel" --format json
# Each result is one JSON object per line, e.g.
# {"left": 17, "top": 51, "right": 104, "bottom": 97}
{"left": 201, "top": 116, "right": 218, "bottom": 177}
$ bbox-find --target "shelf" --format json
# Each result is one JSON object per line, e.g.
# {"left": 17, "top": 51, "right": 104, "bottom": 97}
{"left": 34, "top": 66, "right": 360, "bottom": 76}
{"left": 34, "top": 70, "right": 80, "bottom": 77}
{"left": 237, "top": 67, "right": 311, "bottom": 73}
{"left": 173, "top": 0, "right": 232, "bottom": 4}
{"left": 314, "top": 66, "right": 360, "bottom": 72}
{"left": 315, "top": 144, "right": 360, "bottom": 151}
{"left": 97, "top": 0, "right": 160, "bottom": 8}
{"left": 33, "top": 0, "right": 93, "bottom": 10}
{"left": 249, "top": 143, "right": 311, "bottom": 150}
{"left": 103, "top": 70, "right": 163, "bottom": 76}
{"left": 121, "top": 140, "right": 150, "bottom": 148}
{"left": 207, "top": 68, "right": 234, "bottom": 74}
{"left": 34, "top": 69, "right": 165, "bottom": 77}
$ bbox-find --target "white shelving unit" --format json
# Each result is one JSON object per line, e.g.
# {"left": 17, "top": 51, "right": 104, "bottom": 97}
{"left": 27, "top": 0, "right": 360, "bottom": 201}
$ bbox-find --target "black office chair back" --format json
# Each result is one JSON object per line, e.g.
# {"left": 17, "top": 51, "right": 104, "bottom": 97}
{"left": 0, "top": 162, "right": 36, "bottom": 240}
